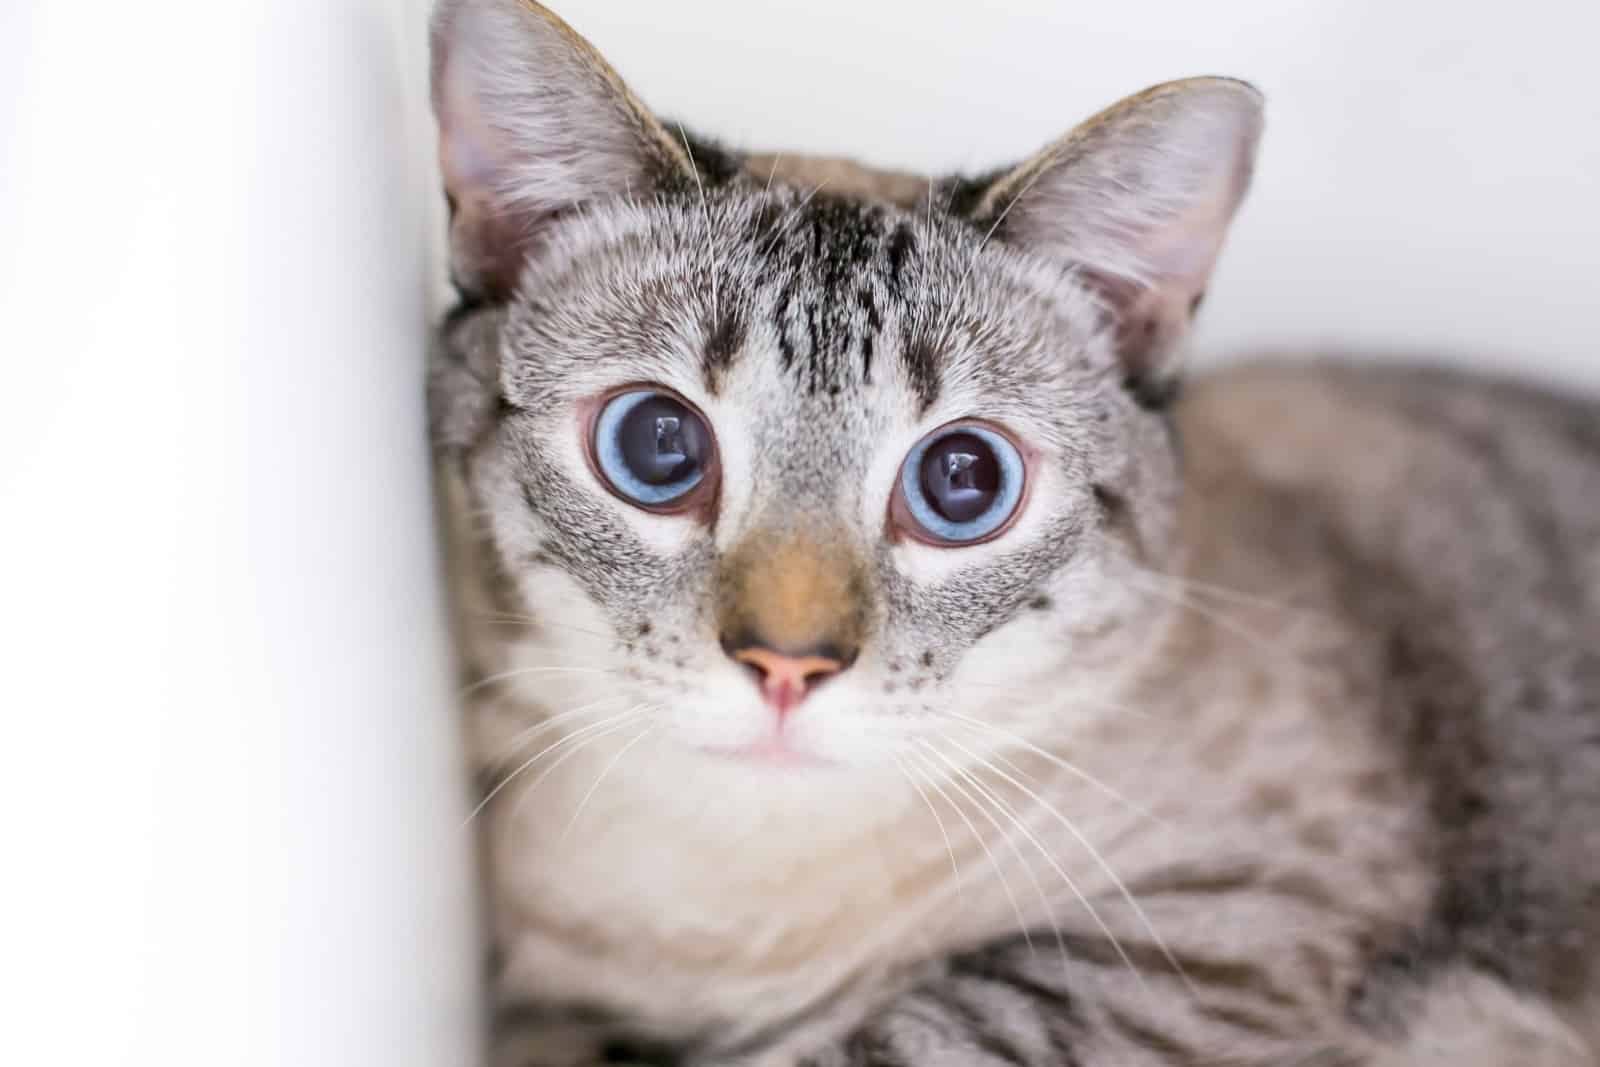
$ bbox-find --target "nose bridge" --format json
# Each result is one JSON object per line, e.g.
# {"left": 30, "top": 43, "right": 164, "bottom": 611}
{"left": 717, "top": 522, "right": 872, "bottom": 659}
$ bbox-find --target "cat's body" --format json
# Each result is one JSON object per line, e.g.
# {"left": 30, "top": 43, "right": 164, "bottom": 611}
{"left": 451, "top": 357, "right": 1600, "bottom": 1066}
{"left": 429, "top": 3, "right": 1600, "bottom": 1063}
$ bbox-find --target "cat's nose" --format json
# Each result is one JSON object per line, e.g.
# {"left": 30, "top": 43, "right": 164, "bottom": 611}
{"left": 721, "top": 637, "right": 852, "bottom": 717}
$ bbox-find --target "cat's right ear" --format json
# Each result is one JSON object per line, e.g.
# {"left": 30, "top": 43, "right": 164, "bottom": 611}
{"left": 430, "top": 0, "right": 694, "bottom": 300}
{"left": 965, "top": 78, "right": 1263, "bottom": 404}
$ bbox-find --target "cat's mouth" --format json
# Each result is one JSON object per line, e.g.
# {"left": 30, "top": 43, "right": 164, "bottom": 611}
{"left": 702, "top": 738, "right": 834, "bottom": 770}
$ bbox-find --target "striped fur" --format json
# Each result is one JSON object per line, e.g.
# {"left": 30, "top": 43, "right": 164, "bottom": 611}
{"left": 428, "top": 3, "right": 1600, "bottom": 1064}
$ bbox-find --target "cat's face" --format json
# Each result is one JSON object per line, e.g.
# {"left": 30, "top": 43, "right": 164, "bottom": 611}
{"left": 431, "top": 0, "right": 1261, "bottom": 773}
{"left": 451, "top": 190, "right": 1169, "bottom": 769}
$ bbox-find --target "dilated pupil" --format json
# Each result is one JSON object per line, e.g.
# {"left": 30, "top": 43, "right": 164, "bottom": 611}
{"left": 619, "top": 397, "right": 704, "bottom": 485}
{"left": 920, "top": 433, "right": 1000, "bottom": 522}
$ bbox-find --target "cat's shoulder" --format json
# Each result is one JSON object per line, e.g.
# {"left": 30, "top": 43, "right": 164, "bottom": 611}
{"left": 1175, "top": 355, "right": 1600, "bottom": 486}
{"left": 1170, "top": 353, "right": 1600, "bottom": 628}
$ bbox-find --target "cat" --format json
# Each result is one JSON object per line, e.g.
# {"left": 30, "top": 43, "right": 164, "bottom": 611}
{"left": 427, "top": 1, "right": 1600, "bottom": 1064}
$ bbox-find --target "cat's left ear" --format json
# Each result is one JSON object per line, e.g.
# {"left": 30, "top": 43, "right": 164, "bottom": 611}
{"left": 972, "top": 78, "right": 1263, "bottom": 402}
{"left": 430, "top": 0, "right": 696, "bottom": 300}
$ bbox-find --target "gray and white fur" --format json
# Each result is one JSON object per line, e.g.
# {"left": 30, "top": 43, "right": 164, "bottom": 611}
{"left": 427, "top": 2, "right": 1600, "bottom": 1064}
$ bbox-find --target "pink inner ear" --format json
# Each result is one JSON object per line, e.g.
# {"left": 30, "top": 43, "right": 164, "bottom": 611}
{"left": 1114, "top": 155, "right": 1252, "bottom": 379}
{"left": 991, "top": 82, "right": 1262, "bottom": 379}
{"left": 1140, "top": 156, "right": 1252, "bottom": 289}
{"left": 433, "top": 15, "right": 534, "bottom": 297}
{"left": 1079, "top": 194, "right": 1230, "bottom": 384}
{"left": 435, "top": 57, "right": 532, "bottom": 298}
{"left": 431, "top": 0, "right": 688, "bottom": 300}
{"left": 436, "top": 54, "right": 502, "bottom": 193}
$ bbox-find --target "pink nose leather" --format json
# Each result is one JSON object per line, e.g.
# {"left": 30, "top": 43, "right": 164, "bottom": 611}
{"left": 732, "top": 646, "right": 844, "bottom": 716}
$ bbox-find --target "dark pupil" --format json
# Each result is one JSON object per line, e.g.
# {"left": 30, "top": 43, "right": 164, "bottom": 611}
{"left": 920, "top": 433, "right": 1000, "bottom": 523}
{"left": 618, "top": 396, "right": 705, "bottom": 485}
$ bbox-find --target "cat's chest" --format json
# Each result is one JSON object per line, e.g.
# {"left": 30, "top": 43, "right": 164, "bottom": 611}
{"left": 480, "top": 733, "right": 1002, "bottom": 1037}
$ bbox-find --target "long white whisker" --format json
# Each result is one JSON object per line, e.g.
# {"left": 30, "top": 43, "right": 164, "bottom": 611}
{"left": 465, "top": 614, "right": 617, "bottom": 642}
{"left": 923, "top": 737, "right": 1150, "bottom": 995}
{"left": 560, "top": 721, "right": 657, "bottom": 842}
{"left": 677, "top": 124, "right": 720, "bottom": 328}
{"left": 909, "top": 172, "right": 937, "bottom": 344}
{"left": 464, "top": 706, "right": 643, "bottom": 826}
{"left": 460, "top": 664, "right": 614, "bottom": 696}
{"left": 920, "top": 740, "right": 1070, "bottom": 973}
{"left": 890, "top": 754, "right": 966, "bottom": 912}
{"left": 930, "top": 737, "right": 1148, "bottom": 994}
{"left": 941, "top": 712, "right": 1171, "bottom": 830}
{"left": 945, "top": 680, "right": 1161, "bottom": 721}
{"left": 509, "top": 709, "right": 651, "bottom": 821}
{"left": 1123, "top": 573, "right": 1302, "bottom": 669}
{"left": 908, "top": 749, "right": 1034, "bottom": 954}
{"left": 943, "top": 734, "right": 1192, "bottom": 997}
{"left": 486, "top": 696, "right": 630, "bottom": 771}
{"left": 459, "top": 642, "right": 617, "bottom": 668}
{"left": 977, "top": 160, "right": 1050, "bottom": 253}
{"left": 936, "top": 160, "right": 1055, "bottom": 344}
{"left": 1118, "top": 561, "right": 1322, "bottom": 619}
{"left": 758, "top": 179, "right": 831, "bottom": 260}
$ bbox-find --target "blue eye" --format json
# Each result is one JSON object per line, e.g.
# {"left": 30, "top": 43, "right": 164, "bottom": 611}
{"left": 591, "top": 389, "right": 716, "bottom": 511}
{"left": 896, "top": 423, "right": 1026, "bottom": 545}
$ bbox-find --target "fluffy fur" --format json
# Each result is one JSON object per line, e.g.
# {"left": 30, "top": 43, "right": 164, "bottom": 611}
{"left": 428, "top": 3, "right": 1600, "bottom": 1064}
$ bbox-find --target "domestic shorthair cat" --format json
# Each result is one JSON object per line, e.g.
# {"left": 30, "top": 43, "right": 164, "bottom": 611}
{"left": 428, "top": 2, "right": 1600, "bottom": 1063}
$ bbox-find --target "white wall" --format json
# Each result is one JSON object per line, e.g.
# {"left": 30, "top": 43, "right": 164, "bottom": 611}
{"left": 3, "top": 2, "right": 1595, "bottom": 1066}
{"left": 2, "top": 2, "right": 476, "bottom": 1066}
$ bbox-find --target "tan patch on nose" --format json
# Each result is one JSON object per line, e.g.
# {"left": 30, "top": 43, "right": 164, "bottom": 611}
{"left": 719, "top": 531, "right": 869, "bottom": 656}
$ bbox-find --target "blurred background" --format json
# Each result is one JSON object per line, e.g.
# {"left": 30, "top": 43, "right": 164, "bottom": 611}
{"left": 2, "top": 1, "right": 1594, "bottom": 1065}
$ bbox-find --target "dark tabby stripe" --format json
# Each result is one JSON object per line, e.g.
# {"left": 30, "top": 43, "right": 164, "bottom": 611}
{"left": 1102, "top": 1003, "right": 1196, "bottom": 1062}
{"left": 800, "top": 934, "right": 1087, "bottom": 1067}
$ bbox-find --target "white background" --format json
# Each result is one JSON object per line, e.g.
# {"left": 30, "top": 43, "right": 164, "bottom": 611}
{"left": 2, "top": 3, "right": 476, "bottom": 1066}
{"left": 2, "top": 2, "right": 1595, "bottom": 1066}
{"left": 568, "top": 0, "right": 1600, "bottom": 385}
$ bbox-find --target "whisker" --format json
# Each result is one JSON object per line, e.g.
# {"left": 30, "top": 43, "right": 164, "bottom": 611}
{"left": 909, "top": 172, "right": 937, "bottom": 344}
{"left": 919, "top": 740, "right": 1070, "bottom": 973}
{"left": 465, "top": 613, "right": 568, "bottom": 630}
{"left": 1122, "top": 573, "right": 1303, "bottom": 670}
{"left": 762, "top": 153, "right": 782, "bottom": 196}
{"left": 944, "top": 734, "right": 1192, "bottom": 998}
{"left": 889, "top": 754, "right": 966, "bottom": 912}
{"left": 463, "top": 706, "right": 644, "bottom": 826}
{"left": 509, "top": 708, "right": 652, "bottom": 822}
{"left": 923, "top": 734, "right": 1147, "bottom": 993}
{"left": 676, "top": 123, "right": 720, "bottom": 330}
{"left": 944, "top": 680, "right": 1161, "bottom": 721}
{"left": 941, "top": 712, "right": 1171, "bottom": 830}
{"left": 757, "top": 178, "right": 831, "bottom": 260}
{"left": 560, "top": 720, "right": 658, "bottom": 842}
{"left": 458, "top": 641, "right": 617, "bottom": 669}
{"left": 907, "top": 748, "right": 1035, "bottom": 955}
{"left": 485, "top": 695, "right": 631, "bottom": 771}
{"left": 1123, "top": 565, "right": 1321, "bottom": 619}
{"left": 976, "top": 161, "right": 1048, "bottom": 253}
{"left": 465, "top": 612, "right": 619, "bottom": 643}
{"left": 460, "top": 664, "right": 615, "bottom": 696}
{"left": 935, "top": 159, "right": 1055, "bottom": 345}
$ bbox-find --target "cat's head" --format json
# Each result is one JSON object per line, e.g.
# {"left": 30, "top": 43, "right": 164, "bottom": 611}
{"left": 430, "top": 0, "right": 1261, "bottom": 773}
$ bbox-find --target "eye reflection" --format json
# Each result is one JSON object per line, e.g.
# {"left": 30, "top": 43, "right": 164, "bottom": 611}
{"left": 592, "top": 389, "right": 713, "bottom": 508}
{"left": 921, "top": 432, "right": 1002, "bottom": 523}
{"left": 897, "top": 423, "right": 1025, "bottom": 544}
